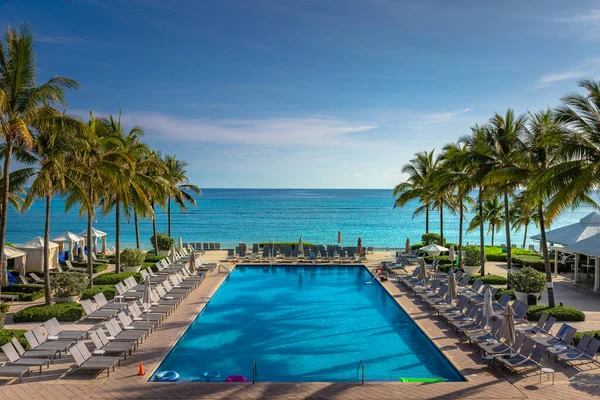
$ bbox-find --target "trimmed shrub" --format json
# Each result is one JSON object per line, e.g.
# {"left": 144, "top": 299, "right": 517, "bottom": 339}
{"left": 512, "top": 255, "right": 545, "bottom": 271}
{"left": 93, "top": 272, "right": 141, "bottom": 286}
{"left": 50, "top": 272, "right": 88, "bottom": 298}
{"left": 81, "top": 285, "right": 118, "bottom": 301}
{"left": 423, "top": 256, "right": 452, "bottom": 266}
{"left": 469, "top": 274, "right": 508, "bottom": 285}
{"left": 70, "top": 262, "right": 109, "bottom": 274}
{"left": 486, "top": 254, "right": 507, "bottom": 262}
{"left": 144, "top": 255, "right": 167, "bottom": 263}
{"left": 150, "top": 233, "right": 175, "bottom": 252}
{"left": 421, "top": 233, "right": 444, "bottom": 245}
{"left": 495, "top": 288, "right": 515, "bottom": 300}
{"left": 2, "top": 284, "right": 43, "bottom": 293}
{"left": 2, "top": 291, "right": 44, "bottom": 301}
{"left": 574, "top": 331, "right": 600, "bottom": 351}
{"left": 463, "top": 245, "right": 484, "bottom": 266}
{"left": 526, "top": 305, "right": 585, "bottom": 322}
{"left": 0, "top": 304, "right": 9, "bottom": 313}
{"left": 0, "top": 329, "right": 28, "bottom": 350}
{"left": 13, "top": 303, "right": 85, "bottom": 323}
{"left": 121, "top": 248, "right": 146, "bottom": 268}
{"left": 508, "top": 267, "right": 546, "bottom": 293}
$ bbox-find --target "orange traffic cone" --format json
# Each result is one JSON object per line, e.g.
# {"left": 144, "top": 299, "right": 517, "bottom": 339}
{"left": 138, "top": 362, "right": 145, "bottom": 375}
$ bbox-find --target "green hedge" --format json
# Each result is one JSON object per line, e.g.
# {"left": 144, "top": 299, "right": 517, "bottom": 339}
{"left": 468, "top": 274, "right": 508, "bottom": 285}
{"left": 81, "top": 285, "right": 118, "bottom": 301}
{"left": 2, "top": 291, "right": 44, "bottom": 301}
{"left": 0, "top": 304, "right": 9, "bottom": 313}
{"left": 0, "top": 329, "right": 28, "bottom": 351}
{"left": 512, "top": 255, "right": 545, "bottom": 271}
{"left": 92, "top": 272, "right": 141, "bottom": 286}
{"left": 13, "top": 303, "right": 85, "bottom": 323}
{"left": 143, "top": 255, "right": 167, "bottom": 263}
{"left": 526, "top": 305, "right": 585, "bottom": 322}
{"left": 2, "top": 284, "right": 43, "bottom": 293}
{"left": 495, "top": 288, "right": 515, "bottom": 300}
{"left": 423, "top": 256, "right": 452, "bottom": 266}
{"left": 574, "top": 331, "right": 600, "bottom": 351}
{"left": 70, "top": 262, "right": 109, "bottom": 274}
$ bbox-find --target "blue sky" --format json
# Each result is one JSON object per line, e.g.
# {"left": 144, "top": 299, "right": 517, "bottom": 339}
{"left": 1, "top": 0, "right": 600, "bottom": 189}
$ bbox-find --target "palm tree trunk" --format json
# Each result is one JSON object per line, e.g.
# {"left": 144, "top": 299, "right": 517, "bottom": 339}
{"left": 504, "top": 190, "right": 512, "bottom": 274}
{"left": 439, "top": 204, "right": 444, "bottom": 246}
{"left": 458, "top": 197, "right": 463, "bottom": 266}
{"left": 0, "top": 140, "right": 14, "bottom": 289}
{"left": 168, "top": 196, "right": 171, "bottom": 237}
{"left": 491, "top": 227, "right": 495, "bottom": 247}
{"left": 115, "top": 198, "right": 120, "bottom": 273}
{"left": 479, "top": 186, "right": 485, "bottom": 276}
{"left": 522, "top": 224, "right": 528, "bottom": 249}
{"left": 134, "top": 209, "right": 140, "bottom": 249}
{"left": 87, "top": 183, "right": 94, "bottom": 289}
{"left": 43, "top": 195, "right": 52, "bottom": 305}
{"left": 538, "top": 201, "right": 555, "bottom": 307}
{"left": 151, "top": 201, "right": 158, "bottom": 254}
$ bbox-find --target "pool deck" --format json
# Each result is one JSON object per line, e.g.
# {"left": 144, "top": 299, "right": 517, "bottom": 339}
{"left": 1, "top": 252, "right": 599, "bottom": 399}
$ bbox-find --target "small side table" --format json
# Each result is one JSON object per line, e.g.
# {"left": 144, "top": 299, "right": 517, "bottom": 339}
{"left": 482, "top": 355, "right": 494, "bottom": 369}
{"left": 540, "top": 368, "right": 554, "bottom": 384}
{"left": 114, "top": 295, "right": 124, "bottom": 303}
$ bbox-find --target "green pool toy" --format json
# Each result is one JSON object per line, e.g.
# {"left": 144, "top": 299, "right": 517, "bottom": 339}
{"left": 398, "top": 377, "right": 445, "bottom": 383}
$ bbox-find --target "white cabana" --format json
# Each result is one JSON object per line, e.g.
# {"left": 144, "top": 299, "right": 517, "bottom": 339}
{"left": 51, "top": 231, "right": 85, "bottom": 262}
{"left": 4, "top": 246, "right": 27, "bottom": 274}
{"left": 78, "top": 227, "right": 107, "bottom": 255}
{"left": 563, "top": 235, "right": 600, "bottom": 291}
{"left": 14, "top": 237, "right": 59, "bottom": 274}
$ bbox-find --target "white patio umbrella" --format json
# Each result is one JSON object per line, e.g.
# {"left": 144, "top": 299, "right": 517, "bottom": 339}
{"left": 169, "top": 243, "right": 177, "bottom": 263}
{"left": 446, "top": 270, "right": 458, "bottom": 304}
{"left": 337, "top": 230, "right": 342, "bottom": 245}
{"left": 298, "top": 237, "right": 304, "bottom": 255}
{"left": 417, "top": 258, "right": 428, "bottom": 283}
{"left": 483, "top": 288, "right": 494, "bottom": 328}
{"left": 500, "top": 304, "right": 516, "bottom": 350}
{"left": 189, "top": 250, "right": 197, "bottom": 273}
{"left": 405, "top": 238, "right": 411, "bottom": 254}
{"left": 141, "top": 277, "right": 152, "bottom": 322}
{"left": 178, "top": 237, "right": 183, "bottom": 251}
{"left": 419, "top": 244, "right": 449, "bottom": 257}
{"left": 357, "top": 237, "right": 363, "bottom": 259}
{"left": 449, "top": 245, "right": 456, "bottom": 266}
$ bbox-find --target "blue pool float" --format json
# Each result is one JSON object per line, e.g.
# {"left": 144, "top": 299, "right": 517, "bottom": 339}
{"left": 203, "top": 371, "right": 221, "bottom": 381}
{"left": 154, "top": 371, "right": 180, "bottom": 382}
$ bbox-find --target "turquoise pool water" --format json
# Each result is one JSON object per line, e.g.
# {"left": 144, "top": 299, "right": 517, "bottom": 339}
{"left": 151, "top": 266, "right": 463, "bottom": 382}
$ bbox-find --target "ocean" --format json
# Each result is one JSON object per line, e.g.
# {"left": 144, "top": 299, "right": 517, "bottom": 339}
{"left": 5, "top": 189, "right": 595, "bottom": 250}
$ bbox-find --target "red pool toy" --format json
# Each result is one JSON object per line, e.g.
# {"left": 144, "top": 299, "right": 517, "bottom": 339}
{"left": 225, "top": 375, "right": 248, "bottom": 382}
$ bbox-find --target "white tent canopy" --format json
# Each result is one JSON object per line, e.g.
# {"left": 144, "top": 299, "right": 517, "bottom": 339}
{"left": 52, "top": 231, "right": 85, "bottom": 262}
{"left": 420, "top": 244, "right": 449, "bottom": 257}
{"left": 563, "top": 234, "right": 600, "bottom": 291}
{"left": 14, "top": 237, "right": 59, "bottom": 274}
{"left": 77, "top": 227, "right": 107, "bottom": 254}
{"left": 531, "top": 212, "right": 600, "bottom": 246}
{"left": 4, "top": 246, "right": 25, "bottom": 260}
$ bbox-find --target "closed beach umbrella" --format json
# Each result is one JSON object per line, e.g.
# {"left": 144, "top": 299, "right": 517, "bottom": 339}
{"left": 447, "top": 270, "right": 458, "bottom": 304}
{"left": 337, "top": 230, "right": 342, "bottom": 245}
{"left": 483, "top": 288, "right": 494, "bottom": 328}
{"left": 405, "top": 238, "right": 410, "bottom": 254}
{"left": 141, "top": 277, "right": 152, "bottom": 321}
{"left": 178, "top": 237, "right": 183, "bottom": 251}
{"left": 357, "top": 237, "right": 363, "bottom": 258}
{"left": 189, "top": 250, "right": 196, "bottom": 273}
{"left": 298, "top": 237, "right": 304, "bottom": 255}
{"left": 449, "top": 245, "right": 455, "bottom": 265}
{"left": 500, "top": 304, "right": 516, "bottom": 349}
{"left": 417, "top": 258, "right": 428, "bottom": 282}
{"left": 169, "top": 243, "right": 176, "bottom": 263}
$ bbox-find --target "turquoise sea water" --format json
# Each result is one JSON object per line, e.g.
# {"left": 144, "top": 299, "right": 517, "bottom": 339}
{"left": 151, "top": 266, "right": 463, "bottom": 382}
{"left": 6, "top": 189, "right": 595, "bottom": 249}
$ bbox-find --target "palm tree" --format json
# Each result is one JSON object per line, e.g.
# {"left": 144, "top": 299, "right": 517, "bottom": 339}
{"left": 162, "top": 155, "right": 201, "bottom": 237}
{"left": 65, "top": 111, "right": 127, "bottom": 287}
{"left": 440, "top": 142, "right": 475, "bottom": 265}
{"left": 23, "top": 114, "right": 80, "bottom": 304}
{"left": 468, "top": 197, "right": 504, "bottom": 246}
{"left": 429, "top": 163, "right": 456, "bottom": 246}
{"left": 394, "top": 150, "right": 438, "bottom": 234}
{"left": 510, "top": 195, "right": 539, "bottom": 248}
{"left": 485, "top": 109, "right": 527, "bottom": 274}
{"left": 146, "top": 151, "right": 168, "bottom": 253}
{"left": 0, "top": 25, "right": 78, "bottom": 286}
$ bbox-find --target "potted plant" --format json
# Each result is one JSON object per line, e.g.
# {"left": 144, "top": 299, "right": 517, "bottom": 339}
{"left": 150, "top": 233, "right": 175, "bottom": 256}
{"left": 462, "top": 244, "right": 484, "bottom": 276}
{"left": 51, "top": 272, "right": 88, "bottom": 303}
{"left": 508, "top": 267, "right": 546, "bottom": 304}
{"left": 121, "top": 248, "right": 146, "bottom": 273}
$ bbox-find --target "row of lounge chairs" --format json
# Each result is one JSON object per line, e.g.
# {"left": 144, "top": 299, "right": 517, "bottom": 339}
{"left": 186, "top": 242, "right": 220, "bottom": 251}
{"left": 228, "top": 245, "right": 365, "bottom": 263}
{"left": 0, "top": 248, "right": 206, "bottom": 381}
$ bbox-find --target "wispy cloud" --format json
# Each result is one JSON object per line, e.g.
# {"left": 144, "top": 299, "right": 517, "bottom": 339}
{"left": 550, "top": 8, "right": 600, "bottom": 41}
{"left": 552, "top": 9, "right": 600, "bottom": 23}
{"left": 116, "top": 113, "right": 377, "bottom": 147}
{"left": 425, "top": 107, "right": 472, "bottom": 122}
{"left": 537, "top": 58, "right": 600, "bottom": 88}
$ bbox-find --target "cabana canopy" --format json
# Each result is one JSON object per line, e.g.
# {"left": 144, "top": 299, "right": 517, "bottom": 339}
{"left": 77, "top": 227, "right": 107, "bottom": 254}
{"left": 52, "top": 231, "right": 85, "bottom": 262}
{"left": 531, "top": 212, "right": 600, "bottom": 246}
{"left": 4, "top": 246, "right": 25, "bottom": 260}
{"left": 15, "top": 237, "right": 59, "bottom": 274}
{"left": 563, "top": 234, "right": 600, "bottom": 291}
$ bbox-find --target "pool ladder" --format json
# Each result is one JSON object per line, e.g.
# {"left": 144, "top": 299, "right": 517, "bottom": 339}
{"left": 252, "top": 359, "right": 257, "bottom": 384}
{"left": 356, "top": 360, "right": 365, "bottom": 385}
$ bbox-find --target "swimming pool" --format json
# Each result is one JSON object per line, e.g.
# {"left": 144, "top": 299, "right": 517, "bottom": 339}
{"left": 151, "top": 266, "right": 463, "bottom": 383}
